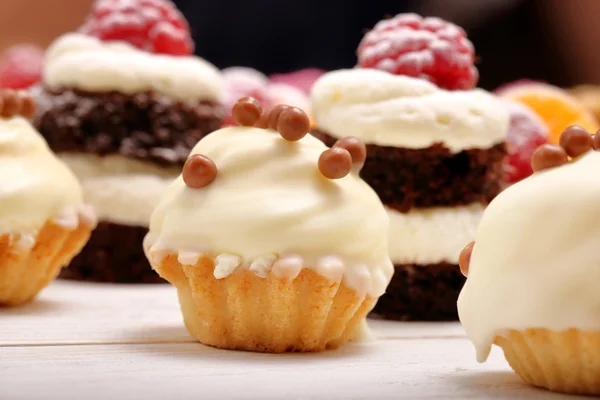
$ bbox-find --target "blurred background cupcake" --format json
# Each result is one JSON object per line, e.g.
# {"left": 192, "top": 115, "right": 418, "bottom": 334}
{"left": 30, "top": 0, "right": 225, "bottom": 283}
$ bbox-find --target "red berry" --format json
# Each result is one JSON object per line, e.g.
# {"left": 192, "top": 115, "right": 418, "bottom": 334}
{"left": 504, "top": 100, "right": 550, "bottom": 184}
{"left": 0, "top": 45, "right": 44, "bottom": 89}
{"left": 79, "top": 0, "right": 193, "bottom": 56}
{"left": 357, "top": 13, "right": 478, "bottom": 90}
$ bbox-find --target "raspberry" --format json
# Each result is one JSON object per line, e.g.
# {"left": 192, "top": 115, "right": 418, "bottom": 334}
{"left": 0, "top": 45, "right": 44, "bottom": 89}
{"left": 79, "top": 0, "right": 193, "bottom": 56}
{"left": 504, "top": 100, "right": 550, "bottom": 184}
{"left": 357, "top": 13, "right": 478, "bottom": 90}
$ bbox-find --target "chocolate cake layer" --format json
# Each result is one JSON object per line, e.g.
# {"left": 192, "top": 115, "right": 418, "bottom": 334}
{"left": 312, "top": 130, "right": 506, "bottom": 212}
{"left": 59, "top": 221, "right": 164, "bottom": 284}
{"left": 370, "top": 262, "right": 465, "bottom": 321}
{"left": 34, "top": 88, "right": 224, "bottom": 167}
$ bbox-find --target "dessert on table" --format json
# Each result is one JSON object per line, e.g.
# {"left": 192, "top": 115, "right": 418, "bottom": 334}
{"left": 458, "top": 126, "right": 600, "bottom": 396}
{"left": 311, "top": 13, "right": 509, "bottom": 320}
{"left": 144, "top": 97, "right": 393, "bottom": 352}
{"left": 0, "top": 90, "right": 96, "bottom": 306}
{"left": 32, "top": 0, "right": 224, "bottom": 283}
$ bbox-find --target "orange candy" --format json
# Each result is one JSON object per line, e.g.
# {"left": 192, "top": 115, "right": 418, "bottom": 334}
{"left": 499, "top": 83, "right": 599, "bottom": 144}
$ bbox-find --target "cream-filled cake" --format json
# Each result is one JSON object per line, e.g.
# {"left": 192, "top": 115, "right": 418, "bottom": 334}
{"left": 33, "top": 31, "right": 224, "bottom": 283}
{"left": 311, "top": 13, "right": 510, "bottom": 320}
{"left": 0, "top": 90, "right": 96, "bottom": 305}
{"left": 312, "top": 68, "right": 508, "bottom": 321}
{"left": 144, "top": 97, "right": 393, "bottom": 352}
{"left": 458, "top": 126, "right": 600, "bottom": 396}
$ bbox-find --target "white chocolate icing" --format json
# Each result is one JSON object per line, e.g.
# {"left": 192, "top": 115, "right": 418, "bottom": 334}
{"left": 458, "top": 151, "right": 600, "bottom": 362}
{"left": 44, "top": 33, "right": 223, "bottom": 102}
{"left": 0, "top": 116, "right": 90, "bottom": 236}
{"left": 311, "top": 69, "right": 509, "bottom": 152}
{"left": 387, "top": 204, "right": 484, "bottom": 265}
{"left": 59, "top": 154, "right": 178, "bottom": 227}
{"left": 145, "top": 126, "right": 393, "bottom": 297}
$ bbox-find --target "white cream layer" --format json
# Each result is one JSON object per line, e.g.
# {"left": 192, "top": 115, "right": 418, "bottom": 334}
{"left": 458, "top": 150, "right": 600, "bottom": 363}
{"left": 60, "top": 154, "right": 178, "bottom": 227}
{"left": 44, "top": 33, "right": 223, "bottom": 102}
{"left": 388, "top": 204, "right": 484, "bottom": 265}
{"left": 311, "top": 69, "right": 509, "bottom": 152}
{"left": 0, "top": 116, "right": 91, "bottom": 236}
{"left": 145, "top": 126, "right": 393, "bottom": 298}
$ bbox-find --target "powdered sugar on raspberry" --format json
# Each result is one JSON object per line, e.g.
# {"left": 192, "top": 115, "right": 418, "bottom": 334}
{"left": 79, "top": 0, "right": 193, "bottom": 56}
{"left": 358, "top": 13, "right": 478, "bottom": 90}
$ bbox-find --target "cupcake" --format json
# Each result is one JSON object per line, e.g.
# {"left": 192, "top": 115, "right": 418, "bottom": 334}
{"left": 0, "top": 90, "right": 96, "bottom": 306}
{"left": 32, "top": 0, "right": 224, "bottom": 283}
{"left": 458, "top": 126, "right": 600, "bottom": 396}
{"left": 311, "top": 14, "right": 509, "bottom": 321}
{"left": 143, "top": 97, "right": 393, "bottom": 352}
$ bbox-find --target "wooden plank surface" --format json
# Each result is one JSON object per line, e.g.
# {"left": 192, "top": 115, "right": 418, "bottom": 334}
{"left": 0, "top": 340, "right": 576, "bottom": 400}
{"left": 0, "top": 281, "right": 576, "bottom": 399}
{"left": 0, "top": 281, "right": 465, "bottom": 346}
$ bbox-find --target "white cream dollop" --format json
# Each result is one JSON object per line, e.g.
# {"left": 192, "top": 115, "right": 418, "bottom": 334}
{"left": 0, "top": 116, "right": 86, "bottom": 235}
{"left": 145, "top": 126, "right": 393, "bottom": 297}
{"left": 458, "top": 151, "right": 600, "bottom": 362}
{"left": 44, "top": 33, "right": 223, "bottom": 102}
{"left": 311, "top": 69, "right": 508, "bottom": 152}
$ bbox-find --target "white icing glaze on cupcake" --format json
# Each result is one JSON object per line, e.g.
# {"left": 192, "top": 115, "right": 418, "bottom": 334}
{"left": 0, "top": 116, "right": 93, "bottom": 236}
{"left": 44, "top": 33, "right": 223, "bottom": 102}
{"left": 144, "top": 126, "right": 393, "bottom": 297}
{"left": 458, "top": 150, "right": 600, "bottom": 362}
{"left": 311, "top": 68, "right": 509, "bottom": 152}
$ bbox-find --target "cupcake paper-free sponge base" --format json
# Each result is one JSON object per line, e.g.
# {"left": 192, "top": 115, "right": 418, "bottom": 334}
{"left": 495, "top": 328, "right": 600, "bottom": 396}
{"left": 152, "top": 253, "right": 377, "bottom": 353}
{"left": 0, "top": 218, "right": 93, "bottom": 306}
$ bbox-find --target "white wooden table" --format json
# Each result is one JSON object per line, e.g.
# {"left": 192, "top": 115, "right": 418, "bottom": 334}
{"left": 0, "top": 281, "right": 578, "bottom": 400}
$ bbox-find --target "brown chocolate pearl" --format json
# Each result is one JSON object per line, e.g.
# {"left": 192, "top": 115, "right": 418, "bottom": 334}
{"left": 182, "top": 154, "right": 217, "bottom": 189}
{"left": 1, "top": 90, "right": 20, "bottom": 118}
{"left": 458, "top": 241, "right": 475, "bottom": 277}
{"left": 267, "top": 104, "right": 290, "bottom": 130}
{"left": 593, "top": 132, "right": 600, "bottom": 150}
{"left": 255, "top": 111, "right": 270, "bottom": 129}
{"left": 19, "top": 93, "right": 36, "bottom": 119}
{"left": 277, "top": 107, "right": 309, "bottom": 141}
{"left": 531, "top": 144, "right": 568, "bottom": 172}
{"left": 318, "top": 147, "right": 352, "bottom": 179}
{"left": 559, "top": 125, "right": 592, "bottom": 157}
{"left": 333, "top": 136, "right": 367, "bottom": 166}
{"left": 232, "top": 97, "right": 262, "bottom": 127}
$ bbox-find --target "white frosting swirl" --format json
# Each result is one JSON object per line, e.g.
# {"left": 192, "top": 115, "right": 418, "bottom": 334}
{"left": 311, "top": 69, "right": 509, "bottom": 152}
{"left": 0, "top": 116, "right": 87, "bottom": 235}
{"left": 145, "top": 126, "right": 393, "bottom": 297}
{"left": 44, "top": 33, "right": 223, "bottom": 102}
{"left": 458, "top": 151, "right": 600, "bottom": 362}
